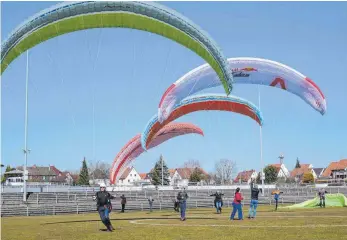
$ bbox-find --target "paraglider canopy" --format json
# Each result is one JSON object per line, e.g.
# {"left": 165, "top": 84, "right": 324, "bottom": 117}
{"left": 142, "top": 93, "right": 263, "bottom": 150}
{"left": 1, "top": 1, "right": 233, "bottom": 94}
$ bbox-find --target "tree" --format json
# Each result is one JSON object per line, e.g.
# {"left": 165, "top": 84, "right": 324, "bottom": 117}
{"left": 214, "top": 159, "right": 236, "bottom": 185}
{"left": 77, "top": 157, "right": 90, "bottom": 186}
{"left": 150, "top": 155, "right": 170, "bottom": 186}
{"left": 89, "top": 160, "right": 110, "bottom": 184}
{"left": 189, "top": 168, "right": 204, "bottom": 182}
{"left": 183, "top": 160, "right": 201, "bottom": 168}
{"left": 1, "top": 165, "right": 12, "bottom": 183}
{"left": 263, "top": 165, "right": 278, "bottom": 184}
{"left": 302, "top": 172, "right": 314, "bottom": 183}
{"left": 295, "top": 158, "right": 301, "bottom": 168}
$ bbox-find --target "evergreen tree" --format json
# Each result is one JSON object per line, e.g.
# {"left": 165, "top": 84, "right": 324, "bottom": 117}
{"left": 189, "top": 168, "right": 203, "bottom": 182}
{"left": 1, "top": 165, "right": 12, "bottom": 183}
{"left": 77, "top": 157, "right": 90, "bottom": 186}
{"left": 295, "top": 158, "right": 301, "bottom": 168}
{"left": 151, "top": 155, "right": 170, "bottom": 185}
{"left": 263, "top": 165, "right": 278, "bottom": 184}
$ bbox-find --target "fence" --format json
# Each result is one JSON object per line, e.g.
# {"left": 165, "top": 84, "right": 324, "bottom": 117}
{"left": 1, "top": 186, "right": 346, "bottom": 217}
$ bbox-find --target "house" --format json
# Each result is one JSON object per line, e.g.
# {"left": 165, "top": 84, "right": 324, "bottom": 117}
{"left": 138, "top": 173, "right": 151, "bottom": 185}
{"left": 3, "top": 169, "right": 24, "bottom": 186}
{"left": 312, "top": 168, "right": 325, "bottom": 179}
{"left": 290, "top": 164, "right": 317, "bottom": 182}
{"left": 234, "top": 170, "right": 258, "bottom": 184}
{"left": 117, "top": 166, "right": 142, "bottom": 186}
{"left": 269, "top": 163, "right": 290, "bottom": 179}
{"left": 322, "top": 159, "right": 347, "bottom": 180}
{"left": 13, "top": 165, "right": 75, "bottom": 185}
{"left": 168, "top": 169, "right": 183, "bottom": 186}
{"left": 175, "top": 167, "right": 209, "bottom": 186}
{"left": 17, "top": 165, "right": 57, "bottom": 182}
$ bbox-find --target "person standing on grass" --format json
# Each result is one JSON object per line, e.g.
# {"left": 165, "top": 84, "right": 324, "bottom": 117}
{"left": 93, "top": 183, "right": 115, "bottom": 232}
{"left": 230, "top": 187, "right": 243, "bottom": 220}
{"left": 210, "top": 191, "right": 224, "bottom": 214}
{"left": 318, "top": 188, "right": 328, "bottom": 208}
{"left": 177, "top": 187, "right": 189, "bottom": 221}
{"left": 272, "top": 190, "right": 283, "bottom": 211}
{"left": 120, "top": 194, "right": 127, "bottom": 213}
{"left": 148, "top": 196, "right": 154, "bottom": 212}
{"left": 248, "top": 182, "right": 261, "bottom": 219}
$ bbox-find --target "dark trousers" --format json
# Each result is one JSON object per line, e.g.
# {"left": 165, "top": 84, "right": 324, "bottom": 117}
{"left": 179, "top": 201, "right": 187, "bottom": 219}
{"left": 275, "top": 199, "right": 278, "bottom": 210}
{"left": 121, "top": 204, "right": 125, "bottom": 212}
{"left": 98, "top": 206, "right": 112, "bottom": 229}
{"left": 320, "top": 197, "right": 325, "bottom": 207}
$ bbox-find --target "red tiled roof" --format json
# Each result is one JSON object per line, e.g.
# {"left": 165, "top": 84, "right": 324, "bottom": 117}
{"left": 234, "top": 170, "right": 255, "bottom": 182}
{"left": 49, "top": 165, "right": 64, "bottom": 176}
{"left": 120, "top": 167, "right": 132, "bottom": 180}
{"left": 290, "top": 164, "right": 312, "bottom": 178}
{"left": 175, "top": 167, "right": 208, "bottom": 179}
{"left": 269, "top": 164, "right": 281, "bottom": 173}
{"left": 322, "top": 159, "right": 347, "bottom": 177}
{"left": 168, "top": 169, "right": 176, "bottom": 177}
{"left": 139, "top": 173, "right": 149, "bottom": 180}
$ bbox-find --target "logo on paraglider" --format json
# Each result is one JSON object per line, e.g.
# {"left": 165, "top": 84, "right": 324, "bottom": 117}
{"left": 241, "top": 67, "right": 257, "bottom": 72}
{"left": 231, "top": 67, "right": 257, "bottom": 77}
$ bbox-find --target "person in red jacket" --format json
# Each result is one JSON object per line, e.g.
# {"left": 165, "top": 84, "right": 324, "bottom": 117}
{"left": 230, "top": 187, "right": 243, "bottom": 220}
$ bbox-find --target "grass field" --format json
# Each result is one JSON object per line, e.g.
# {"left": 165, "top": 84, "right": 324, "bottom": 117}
{"left": 2, "top": 206, "right": 347, "bottom": 240}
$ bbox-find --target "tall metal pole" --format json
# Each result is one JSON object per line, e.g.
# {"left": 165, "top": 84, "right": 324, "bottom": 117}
{"left": 161, "top": 156, "right": 164, "bottom": 186}
{"left": 23, "top": 50, "right": 30, "bottom": 202}
{"left": 258, "top": 86, "right": 265, "bottom": 196}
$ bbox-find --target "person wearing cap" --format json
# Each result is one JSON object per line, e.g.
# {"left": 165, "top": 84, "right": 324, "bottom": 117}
{"left": 93, "top": 183, "right": 115, "bottom": 232}
{"left": 210, "top": 191, "right": 224, "bottom": 214}
{"left": 230, "top": 187, "right": 243, "bottom": 220}
{"left": 177, "top": 187, "right": 189, "bottom": 221}
{"left": 248, "top": 181, "right": 261, "bottom": 219}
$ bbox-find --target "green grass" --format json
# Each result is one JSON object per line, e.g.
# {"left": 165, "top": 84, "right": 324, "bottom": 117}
{"left": 2, "top": 205, "right": 347, "bottom": 240}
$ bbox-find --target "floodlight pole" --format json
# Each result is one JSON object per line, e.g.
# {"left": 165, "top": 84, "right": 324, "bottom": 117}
{"left": 23, "top": 50, "right": 30, "bottom": 202}
{"left": 161, "top": 156, "right": 164, "bottom": 186}
{"left": 258, "top": 86, "right": 265, "bottom": 196}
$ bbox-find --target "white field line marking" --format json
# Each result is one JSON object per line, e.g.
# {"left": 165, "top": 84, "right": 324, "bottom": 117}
{"left": 129, "top": 219, "right": 347, "bottom": 228}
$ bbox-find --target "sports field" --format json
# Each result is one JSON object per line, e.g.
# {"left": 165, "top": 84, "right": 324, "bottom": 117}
{"left": 2, "top": 206, "right": 347, "bottom": 240}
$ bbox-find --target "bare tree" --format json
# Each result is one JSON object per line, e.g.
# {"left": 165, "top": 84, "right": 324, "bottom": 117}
{"left": 183, "top": 159, "right": 201, "bottom": 168}
{"left": 214, "top": 159, "right": 236, "bottom": 185}
{"left": 88, "top": 160, "right": 111, "bottom": 184}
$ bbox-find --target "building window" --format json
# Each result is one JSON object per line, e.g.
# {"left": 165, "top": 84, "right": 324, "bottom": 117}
{"left": 130, "top": 174, "right": 132, "bottom": 177}
{"left": 134, "top": 174, "right": 137, "bottom": 177}
{"left": 43, "top": 176, "right": 46, "bottom": 180}
{"left": 128, "top": 179, "right": 130, "bottom": 182}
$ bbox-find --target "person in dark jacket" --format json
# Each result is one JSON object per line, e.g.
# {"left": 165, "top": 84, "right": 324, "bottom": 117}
{"left": 93, "top": 183, "right": 115, "bottom": 232}
{"left": 177, "top": 188, "right": 189, "bottom": 221}
{"left": 210, "top": 191, "right": 224, "bottom": 214}
{"left": 248, "top": 182, "right": 262, "bottom": 219}
{"left": 318, "top": 188, "right": 328, "bottom": 208}
{"left": 120, "top": 194, "right": 126, "bottom": 213}
{"left": 148, "top": 196, "right": 154, "bottom": 212}
{"left": 230, "top": 187, "right": 243, "bottom": 220}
